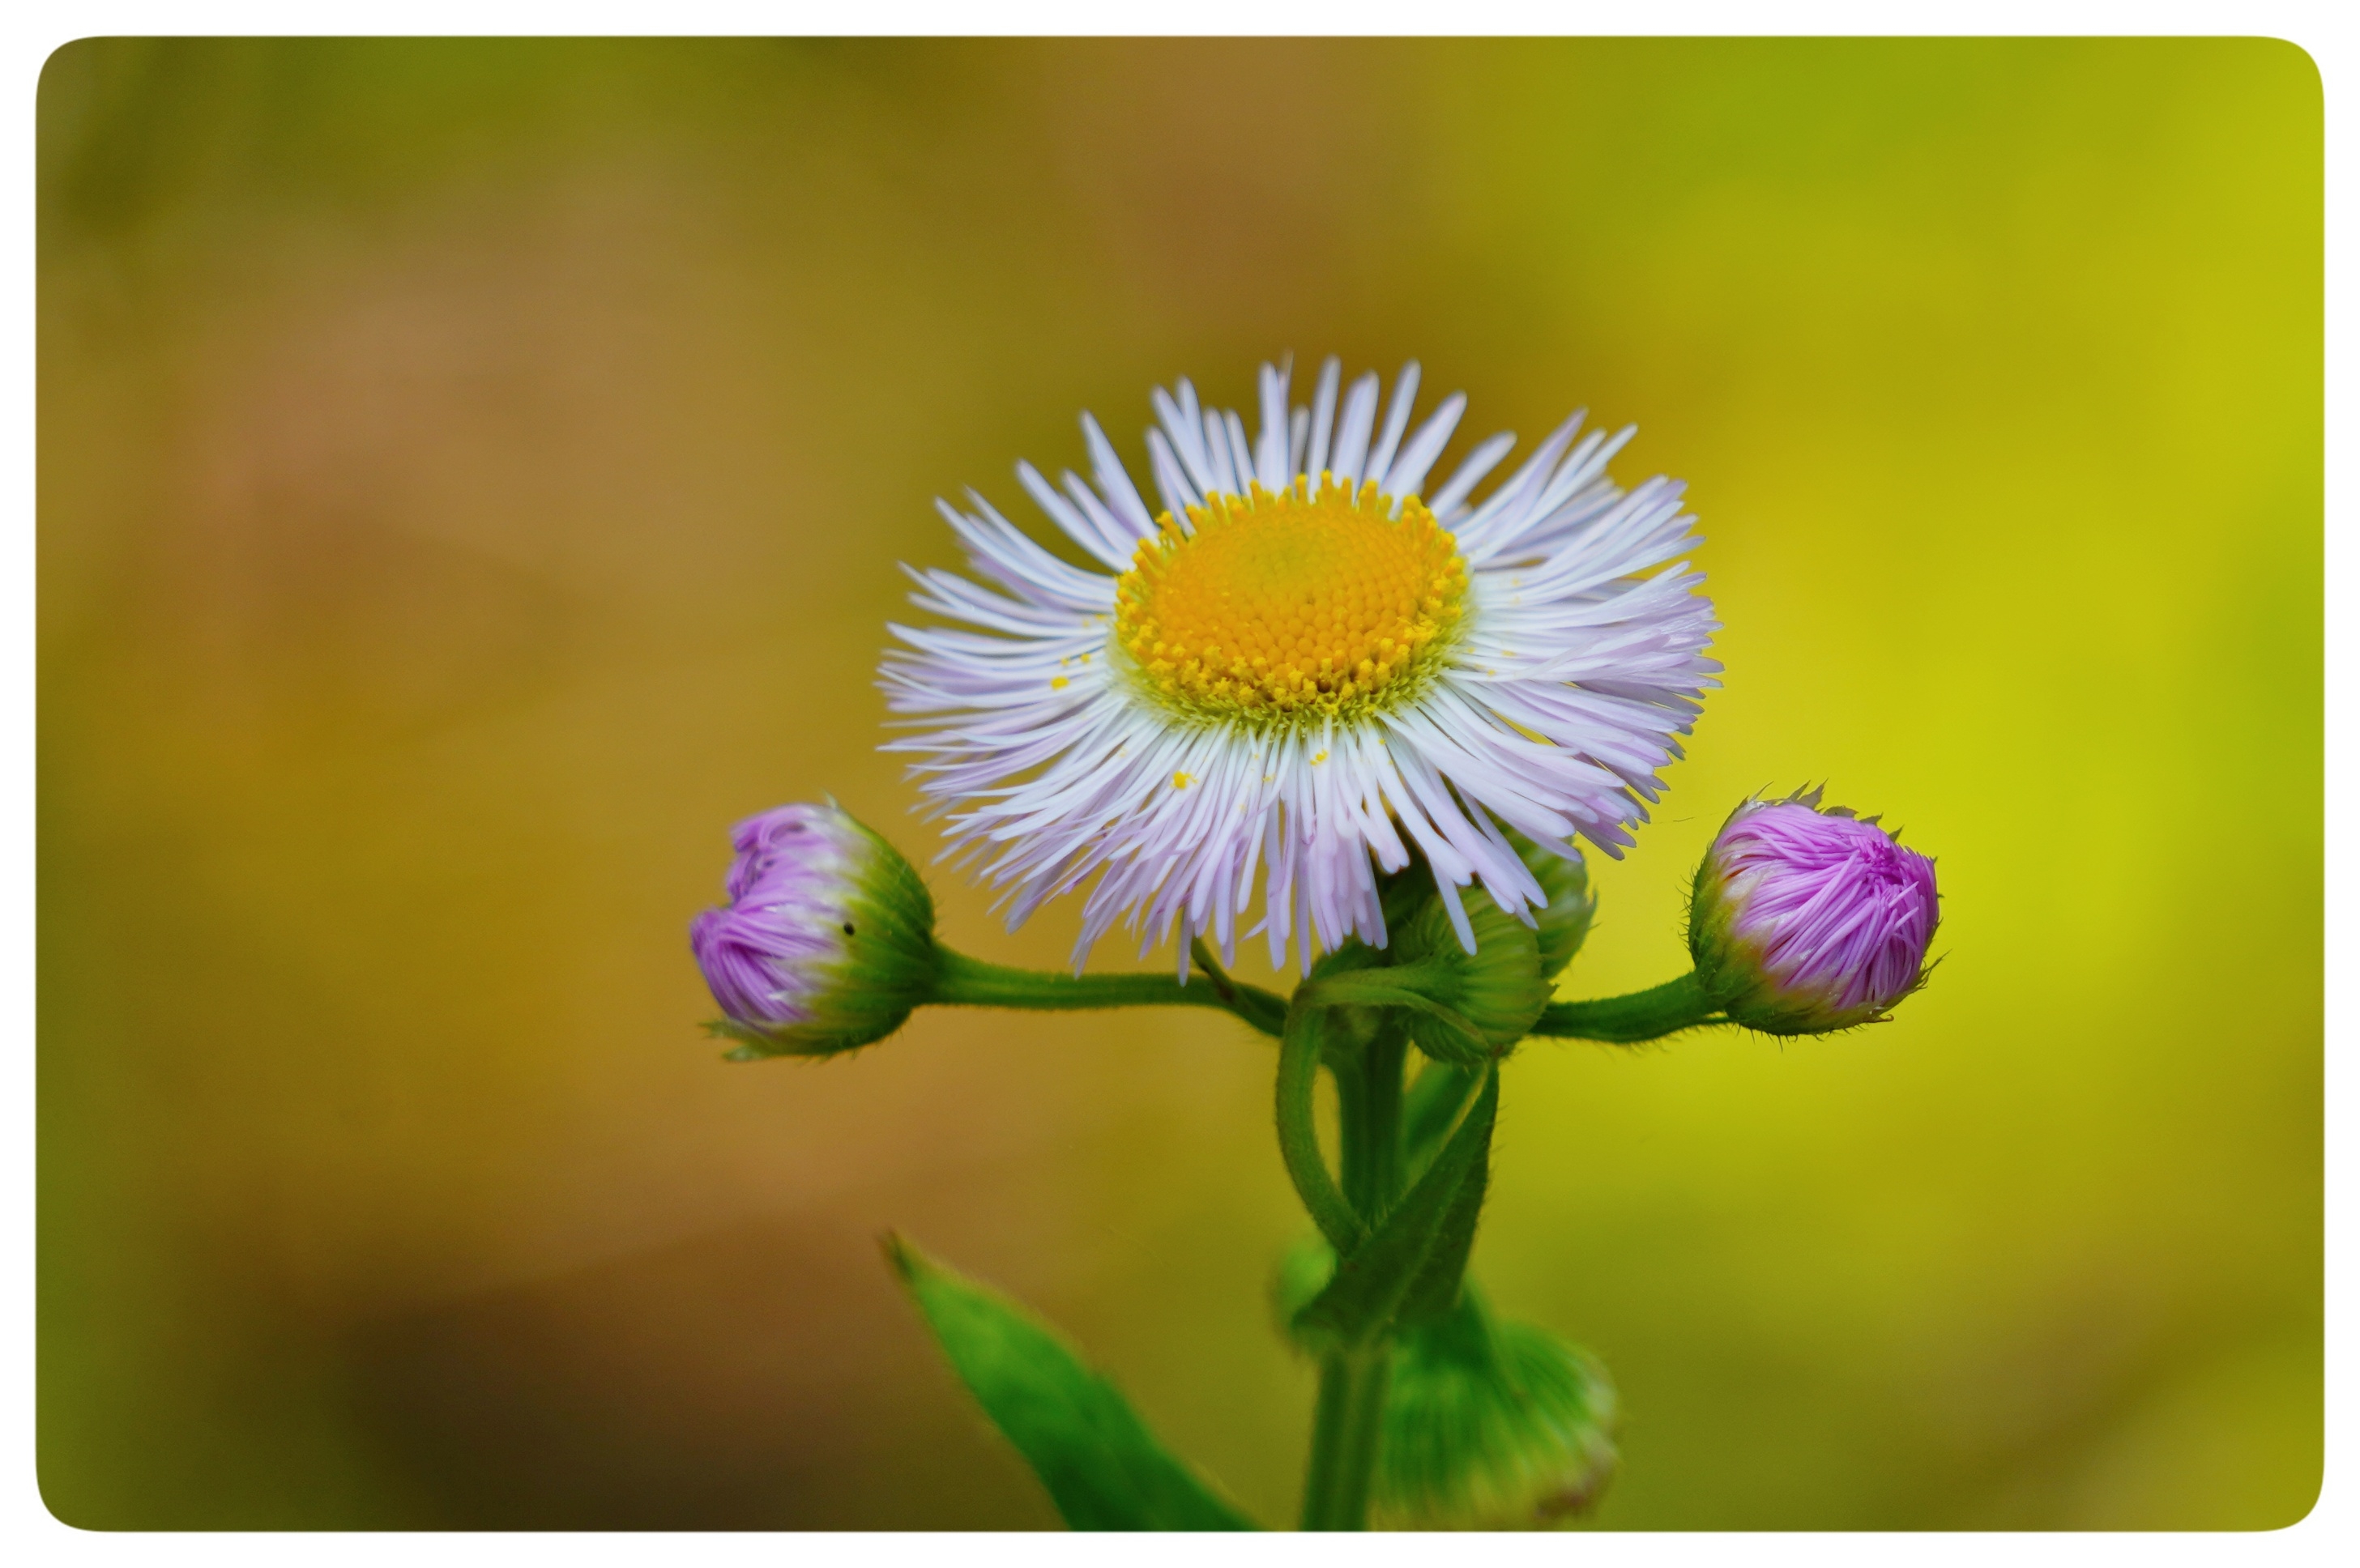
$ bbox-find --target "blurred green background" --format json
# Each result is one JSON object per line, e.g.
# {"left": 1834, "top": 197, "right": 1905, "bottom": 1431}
{"left": 37, "top": 37, "right": 2320, "bottom": 1531}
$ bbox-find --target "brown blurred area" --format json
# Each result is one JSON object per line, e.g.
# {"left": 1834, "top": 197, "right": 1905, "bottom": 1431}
{"left": 39, "top": 38, "right": 2319, "bottom": 1530}
{"left": 40, "top": 37, "right": 1440, "bottom": 1528}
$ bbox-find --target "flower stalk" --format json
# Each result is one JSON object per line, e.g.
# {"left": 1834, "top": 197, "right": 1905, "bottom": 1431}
{"left": 1335, "top": 1023, "right": 1410, "bottom": 1221}
{"left": 1275, "top": 1005, "right": 1366, "bottom": 1255}
{"left": 1293, "top": 1009, "right": 1411, "bottom": 1531}
{"left": 928, "top": 948, "right": 1287, "bottom": 1036}
{"left": 1530, "top": 972, "right": 1725, "bottom": 1043}
{"left": 1302, "top": 1347, "right": 1393, "bottom": 1532}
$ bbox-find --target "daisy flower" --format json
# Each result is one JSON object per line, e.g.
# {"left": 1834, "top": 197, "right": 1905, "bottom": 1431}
{"left": 881, "top": 356, "right": 1720, "bottom": 974}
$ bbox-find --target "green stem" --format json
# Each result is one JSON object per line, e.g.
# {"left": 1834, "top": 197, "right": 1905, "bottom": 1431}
{"left": 1336, "top": 1348, "right": 1393, "bottom": 1528}
{"left": 1299, "top": 1349, "right": 1352, "bottom": 1529}
{"left": 1189, "top": 938, "right": 1290, "bottom": 1036}
{"left": 928, "top": 947, "right": 1287, "bottom": 1037}
{"left": 1530, "top": 969, "right": 1726, "bottom": 1042}
{"left": 1338, "top": 1025, "right": 1408, "bottom": 1221}
{"left": 1275, "top": 1004, "right": 1364, "bottom": 1254}
{"left": 1301, "top": 1348, "right": 1392, "bottom": 1530}
{"left": 1292, "top": 1000, "right": 1411, "bottom": 1531}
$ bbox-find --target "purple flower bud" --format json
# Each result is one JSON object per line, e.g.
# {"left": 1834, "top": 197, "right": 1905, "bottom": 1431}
{"left": 689, "top": 801, "right": 937, "bottom": 1058}
{"left": 1688, "top": 788, "right": 1939, "bottom": 1035}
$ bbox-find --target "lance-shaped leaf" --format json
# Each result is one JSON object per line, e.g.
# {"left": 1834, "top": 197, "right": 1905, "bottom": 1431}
{"left": 1393, "top": 1095, "right": 1496, "bottom": 1329}
{"left": 885, "top": 1234, "right": 1259, "bottom": 1532}
{"left": 1402, "top": 1061, "right": 1483, "bottom": 1173}
{"left": 1292, "top": 1066, "right": 1499, "bottom": 1350}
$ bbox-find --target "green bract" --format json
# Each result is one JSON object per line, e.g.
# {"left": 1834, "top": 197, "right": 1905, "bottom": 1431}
{"left": 1504, "top": 828, "right": 1597, "bottom": 980}
{"left": 1275, "top": 1248, "right": 1622, "bottom": 1531}
{"left": 1386, "top": 886, "right": 1552, "bottom": 1067}
{"left": 1374, "top": 1285, "right": 1621, "bottom": 1531}
{"left": 796, "top": 825, "right": 940, "bottom": 1056}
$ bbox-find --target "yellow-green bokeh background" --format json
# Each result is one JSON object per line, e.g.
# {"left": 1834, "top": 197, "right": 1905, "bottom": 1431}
{"left": 38, "top": 37, "right": 2320, "bottom": 1531}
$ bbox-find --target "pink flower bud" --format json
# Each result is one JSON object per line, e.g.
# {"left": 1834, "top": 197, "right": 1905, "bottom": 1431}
{"left": 689, "top": 802, "right": 937, "bottom": 1058}
{"left": 1688, "top": 788, "right": 1939, "bottom": 1035}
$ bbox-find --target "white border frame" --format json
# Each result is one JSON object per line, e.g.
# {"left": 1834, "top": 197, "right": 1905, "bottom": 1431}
{"left": 9, "top": 4, "right": 2347, "bottom": 1562}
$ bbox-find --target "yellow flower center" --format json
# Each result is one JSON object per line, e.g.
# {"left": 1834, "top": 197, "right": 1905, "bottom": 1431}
{"left": 1112, "top": 475, "right": 1469, "bottom": 726}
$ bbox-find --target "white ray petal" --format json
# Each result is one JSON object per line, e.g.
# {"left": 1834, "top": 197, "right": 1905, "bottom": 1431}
{"left": 1329, "top": 371, "right": 1381, "bottom": 486}
{"left": 1428, "top": 431, "right": 1516, "bottom": 518}
{"left": 1382, "top": 391, "right": 1466, "bottom": 498}
{"left": 1305, "top": 356, "right": 1342, "bottom": 480}
{"left": 1363, "top": 361, "right": 1420, "bottom": 496}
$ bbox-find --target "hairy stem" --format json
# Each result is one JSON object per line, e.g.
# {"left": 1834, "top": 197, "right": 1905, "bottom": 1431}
{"left": 1338, "top": 1025, "right": 1408, "bottom": 1222}
{"left": 928, "top": 947, "right": 1287, "bottom": 1037}
{"left": 1293, "top": 1002, "right": 1411, "bottom": 1530}
{"left": 1530, "top": 969, "right": 1726, "bottom": 1042}
{"left": 1300, "top": 1348, "right": 1392, "bottom": 1531}
{"left": 1299, "top": 1348, "right": 1353, "bottom": 1529}
{"left": 1275, "top": 1004, "right": 1364, "bottom": 1254}
{"left": 1189, "top": 938, "right": 1290, "bottom": 1036}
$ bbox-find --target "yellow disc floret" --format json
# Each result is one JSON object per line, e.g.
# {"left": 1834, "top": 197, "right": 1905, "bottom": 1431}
{"left": 1113, "top": 475, "right": 1469, "bottom": 727}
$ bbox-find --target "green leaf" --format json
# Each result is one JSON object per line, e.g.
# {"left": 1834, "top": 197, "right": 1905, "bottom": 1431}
{"left": 1402, "top": 1061, "right": 1483, "bottom": 1173}
{"left": 885, "top": 1234, "right": 1259, "bottom": 1532}
{"left": 1293, "top": 1067, "right": 1499, "bottom": 1350}
{"left": 1394, "top": 1084, "right": 1494, "bottom": 1328}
